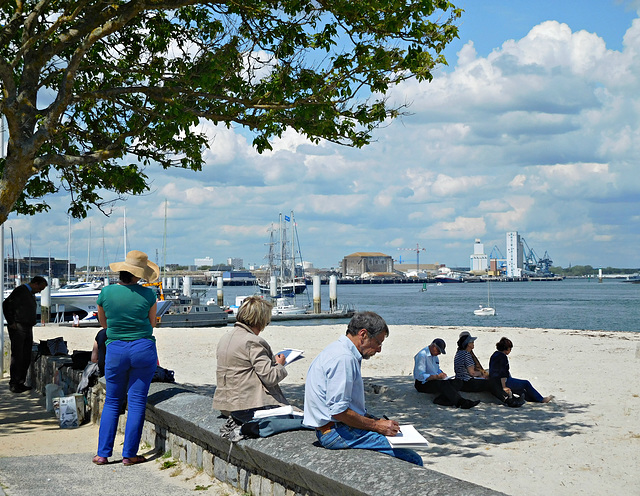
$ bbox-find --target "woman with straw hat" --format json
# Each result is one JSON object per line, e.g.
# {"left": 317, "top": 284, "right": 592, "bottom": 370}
{"left": 92, "top": 250, "right": 159, "bottom": 466}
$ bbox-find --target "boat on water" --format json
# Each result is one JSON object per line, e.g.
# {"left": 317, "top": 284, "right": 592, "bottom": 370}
{"left": 156, "top": 290, "right": 228, "bottom": 327}
{"left": 35, "top": 279, "right": 105, "bottom": 320}
{"left": 474, "top": 305, "right": 496, "bottom": 316}
{"left": 434, "top": 267, "right": 464, "bottom": 283}
{"left": 272, "top": 297, "right": 308, "bottom": 315}
{"left": 257, "top": 212, "right": 308, "bottom": 297}
{"left": 474, "top": 279, "right": 496, "bottom": 316}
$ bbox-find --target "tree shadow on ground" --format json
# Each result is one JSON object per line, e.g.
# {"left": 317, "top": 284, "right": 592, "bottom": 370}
{"left": 185, "top": 375, "right": 591, "bottom": 461}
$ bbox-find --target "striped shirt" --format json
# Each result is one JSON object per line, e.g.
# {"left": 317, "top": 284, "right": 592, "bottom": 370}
{"left": 454, "top": 350, "right": 475, "bottom": 381}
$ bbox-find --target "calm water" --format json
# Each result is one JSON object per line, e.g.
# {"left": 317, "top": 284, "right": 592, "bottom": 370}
{"left": 205, "top": 278, "right": 639, "bottom": 333}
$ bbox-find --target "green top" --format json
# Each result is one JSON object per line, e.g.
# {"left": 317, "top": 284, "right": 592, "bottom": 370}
{"left": 96, "top": 283, "right": 157, "bottom": 344}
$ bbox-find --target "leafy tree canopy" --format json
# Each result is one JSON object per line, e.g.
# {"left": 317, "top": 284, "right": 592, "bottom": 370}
{"left": 0, "top": 0, "right": 461, "bottom": 223}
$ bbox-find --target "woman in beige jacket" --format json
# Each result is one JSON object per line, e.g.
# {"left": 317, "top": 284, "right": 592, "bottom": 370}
{"left": 213, "top": 296, "right": 288, "bottom": 415}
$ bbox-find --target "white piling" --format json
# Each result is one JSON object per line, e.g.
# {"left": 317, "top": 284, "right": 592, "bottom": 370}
{"left": 217, "top": 276, "right": 224, "bottom": 306}
{"left": 313, "top": 275, "right": 321, "bottom": 313}
{"left": 183, "top": 276, "right": 192, "bottom": 296}
{"left": 598, "top": 268, "right": 603, "bottom": 283}
{"left": 270, "top": 275, "right": 277, "bottom": 298}
{"left": 40, "top": 276, "right": 51, "bottom": 324}
{"left": 329, "top": 275, "right": 338, "bottom": 312}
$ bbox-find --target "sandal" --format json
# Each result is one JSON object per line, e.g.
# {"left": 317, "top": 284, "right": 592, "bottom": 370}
{"left": 122, "top": 455, "right": 146, "bottom": 466}
{"left": 92, "top": 455, "right": 108, "bottom": 465}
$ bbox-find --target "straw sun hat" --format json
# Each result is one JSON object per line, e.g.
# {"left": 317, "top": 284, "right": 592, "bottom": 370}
{"left": 109, "top": 250, "right": 159, "bottom": 282}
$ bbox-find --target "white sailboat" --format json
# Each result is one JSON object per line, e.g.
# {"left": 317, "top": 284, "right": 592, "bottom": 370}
{"left": 474, "top": 279, "right": 496, "bottom": 316}
{"left": 258, "top": 212, "right": 307, "bottom": 297}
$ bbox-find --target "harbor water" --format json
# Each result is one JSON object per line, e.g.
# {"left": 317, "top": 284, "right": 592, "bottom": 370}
{"left": 206, "top": 278, "right": 639, "bottom": 333}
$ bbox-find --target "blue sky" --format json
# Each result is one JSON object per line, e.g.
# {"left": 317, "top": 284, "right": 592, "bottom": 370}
{"left": 4, "top": 1, "right": 640, "bottom": 271}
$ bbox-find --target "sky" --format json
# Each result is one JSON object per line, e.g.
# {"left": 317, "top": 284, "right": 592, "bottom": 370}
{"left": 4, "top": 0, "right": 640, "bottom": 271}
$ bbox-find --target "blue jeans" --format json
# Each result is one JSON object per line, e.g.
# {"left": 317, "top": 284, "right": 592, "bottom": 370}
{"left": 506, "top": 377, "right": 544, "bottom": 403}
{"left": 316, "top": 423, "right": 423, "bottom": 466}
{"left": 97, "top": 339, "right": 157, "bottom": 458}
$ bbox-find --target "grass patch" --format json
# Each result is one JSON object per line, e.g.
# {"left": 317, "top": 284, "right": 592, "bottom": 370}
{"left": 160, "top": 459, "right": 178, "bottom": 470}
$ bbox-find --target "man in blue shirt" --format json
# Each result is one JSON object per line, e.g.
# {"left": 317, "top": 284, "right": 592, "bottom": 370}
{"left": 303, "top": 312, "right": 423, "bottom": 465}
{"left": 413, "top": 338, "right": 479, "bottom": 409}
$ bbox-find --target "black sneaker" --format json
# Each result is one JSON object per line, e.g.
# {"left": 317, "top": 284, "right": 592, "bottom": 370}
{"left": 9, "top": 384, "right": 27, "bottom": 394}
{"left": 460, "top": 399, "right": 480, "bottom": 409}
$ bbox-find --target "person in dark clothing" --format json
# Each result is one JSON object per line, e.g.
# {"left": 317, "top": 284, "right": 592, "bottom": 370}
{"left": 91, "top": 328, "right": 108, "bottom": 377}
{"left": 489, "top": 337, "right": 554, "bottom": 404}
{"left": 3, "top": 276, "right": 48, "bottom": 393}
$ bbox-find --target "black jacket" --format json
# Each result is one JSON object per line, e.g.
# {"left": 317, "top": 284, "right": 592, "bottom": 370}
{"left": 3, "top": 284, "right": 37, "bottom": 326}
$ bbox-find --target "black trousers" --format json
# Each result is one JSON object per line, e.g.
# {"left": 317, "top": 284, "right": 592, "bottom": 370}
{"left": 8, "top": 323, "right": 33, "bottom": 387}
{"left": 459, "top": 378, "right": 508, "bottom": 402}
{"left": 414, "top": 379, "right": 463, "bottom": 406}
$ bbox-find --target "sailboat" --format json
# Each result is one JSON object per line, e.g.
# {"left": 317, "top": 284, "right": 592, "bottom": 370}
{"left": 474, "top": 279, "right": 496, "bottom": 316}
{"left": 258, "top": 212, "right": 307, "bottom": 297}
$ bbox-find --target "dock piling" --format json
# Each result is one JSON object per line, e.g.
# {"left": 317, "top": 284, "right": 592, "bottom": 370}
{"left": 313, "top": 275, "right": 321, "bottom": 313}
{"left": 329, "top": 275, "right": 337, "bottom": 312}
{"left": 217, "top": 276, "right": 224, "bottom": 306}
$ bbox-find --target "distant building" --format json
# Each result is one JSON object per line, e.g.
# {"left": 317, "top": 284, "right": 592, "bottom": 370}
{"left": 506, "top": 232, "right": 524, "bottom": 277}
{"left": 341, "top": 252, "right": 394, "bottom": 277}
{"left": 5, "top": 257, "right": 75, "bottom": 281}
{"left": 194, "top": 256, "right": 213, "bottom": 268}
{"left": 227, "top": 257, "right": 243, "bottom": 270}
{"left": 470, "top": 239, "right": 488, "bottom": 273}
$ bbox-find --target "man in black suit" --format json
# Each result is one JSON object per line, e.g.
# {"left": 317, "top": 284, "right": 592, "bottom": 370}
{"left": 3, "top": 276, "right": 48, "bottom": 393}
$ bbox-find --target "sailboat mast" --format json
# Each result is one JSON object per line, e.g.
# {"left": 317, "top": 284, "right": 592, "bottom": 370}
{"left": 290, "top": 211, "right": 295, "bottom": 290}
{"left": 102, "top": 226, "right": 106, "bottom": 276}
{"left": 279, "top": 213, "right": 284, "bottom": 296}
{"left": 67, "top": 216, "right": 71, "bottom": 282}
{"left": 86, "top": 221, "right": 91, "bottom": 281}
{"left": 123, "top": 208, "right": 128, "bottom": 256}
{"left": 162, "top": 200, "right": 167, "bottom": 281}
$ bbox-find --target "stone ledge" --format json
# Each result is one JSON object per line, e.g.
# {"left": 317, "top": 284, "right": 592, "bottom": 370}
{"left": 143, "top": 383, "right": 504, "bottom": 496}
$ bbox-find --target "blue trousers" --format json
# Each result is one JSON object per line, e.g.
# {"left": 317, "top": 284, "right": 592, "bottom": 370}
{"left": 97, "top": 339, "right": 157, "bottom": 458}
{"left": 316, "top": 423, "right": 424, "bottom": 466}
{"left": 506, "top": 377, "right": 544, "bottom": 403}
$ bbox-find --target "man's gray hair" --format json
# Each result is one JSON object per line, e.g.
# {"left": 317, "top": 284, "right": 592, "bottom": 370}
{"left": 345, "top": 311, "right": 389, "bottom": 338}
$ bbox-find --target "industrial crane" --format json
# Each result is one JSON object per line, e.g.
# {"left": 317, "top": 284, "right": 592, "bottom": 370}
{"left": 489, "top": 245, "right": 504, "bottom": 260}
{"left": 398, "top": 244, "right": 426, "bottom": 271}
{"left": 521, "top": 238, "right": 553, "bottom": 275}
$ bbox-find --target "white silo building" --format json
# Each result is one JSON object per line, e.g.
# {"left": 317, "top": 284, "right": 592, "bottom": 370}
{"left": 470, "top": 239, "right": 488, "bottom": 272}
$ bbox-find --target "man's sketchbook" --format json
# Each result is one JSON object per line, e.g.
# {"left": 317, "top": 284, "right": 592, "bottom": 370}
{"left": 386, "top": 424, "right": 429, "bottom": 448}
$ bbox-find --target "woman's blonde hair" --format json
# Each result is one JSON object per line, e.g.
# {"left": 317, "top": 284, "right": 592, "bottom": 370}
{"left": 236, "top": 296, "right": 273, "bottom": 330}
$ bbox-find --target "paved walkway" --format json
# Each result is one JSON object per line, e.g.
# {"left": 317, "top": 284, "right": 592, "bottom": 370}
{"left": 0, "top": 377, "right": 240, "bottom": 496}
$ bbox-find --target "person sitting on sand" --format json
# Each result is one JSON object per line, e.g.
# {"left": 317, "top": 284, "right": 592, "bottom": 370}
{"left": 413, "top": 338, "right": 480, "bottom": 409}
{"left": 213, "top": 296, "right": 289, "bottom": 416}
{"left": 303, "top": 312, "right": 423, "bottom": 465}
{"left": 458, "top": 330, "right": 488, "bottom": 377}
{"left": 454, "top": 334, "right": 520, "bottom": 406}
{"left": 489, "top": 337, "right": 553, "bottom": 404}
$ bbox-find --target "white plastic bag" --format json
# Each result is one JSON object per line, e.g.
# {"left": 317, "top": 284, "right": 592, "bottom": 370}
{"left": 45, "top": 384, "right": 64, "bottom": 412}
{"left": 58, "top": 395, "right": 79, "bottom": 428}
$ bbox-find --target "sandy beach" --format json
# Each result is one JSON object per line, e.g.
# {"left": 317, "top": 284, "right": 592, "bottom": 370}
{"left": 21, "top": 323, "right": 640, "bottom": 495}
